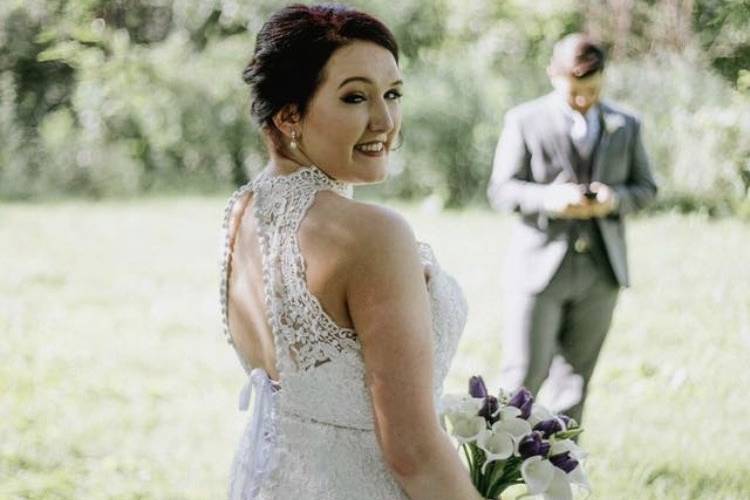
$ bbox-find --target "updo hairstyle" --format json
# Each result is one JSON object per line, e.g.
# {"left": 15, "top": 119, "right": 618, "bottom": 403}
{"left": 242, "top": 4, "right": 399, "bottom": 150}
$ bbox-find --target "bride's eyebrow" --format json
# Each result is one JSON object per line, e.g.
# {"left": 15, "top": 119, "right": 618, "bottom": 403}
{"left": 338, "top": 76, "right": 403, "bottom": 89}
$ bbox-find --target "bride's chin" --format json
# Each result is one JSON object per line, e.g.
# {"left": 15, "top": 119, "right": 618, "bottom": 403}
{"left": 356, "top": 165, "right": 389, "bottom": 184}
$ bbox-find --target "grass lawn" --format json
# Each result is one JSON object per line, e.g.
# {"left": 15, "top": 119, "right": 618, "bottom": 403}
{"left": 1, "top": 197, "right": 749, "bottom": 499}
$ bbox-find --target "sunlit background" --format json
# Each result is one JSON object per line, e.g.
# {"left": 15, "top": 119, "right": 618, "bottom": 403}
{"left": 1, "top": 1, "right": 749, "bottom": 499}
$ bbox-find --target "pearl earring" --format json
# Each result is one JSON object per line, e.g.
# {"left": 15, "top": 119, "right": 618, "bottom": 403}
{"left": 290, "top": 130, "right": 298, "bottom": 149}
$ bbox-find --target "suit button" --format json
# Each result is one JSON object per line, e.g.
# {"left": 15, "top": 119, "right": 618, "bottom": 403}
{"left": 574, "top": 237, "right": 590, "bottom": 253}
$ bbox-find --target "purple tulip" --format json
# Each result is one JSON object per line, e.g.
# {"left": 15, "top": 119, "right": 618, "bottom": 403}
{"left": 508, "top": 387, "right": 533, "bottom": 419}
{"left": 549, "top": 451, "right": 579, "bottom": 474}
{"left": 533, "top": 418, "right": 563, "bottom": 438}
{"left": 469, "top": 376, "right": 488, "bottom": 398}
{"left": 478, "top": 395, "right": 499, "bottom": 424}
{"left": 518, "top": 431, "right": 550, "bottom": 459}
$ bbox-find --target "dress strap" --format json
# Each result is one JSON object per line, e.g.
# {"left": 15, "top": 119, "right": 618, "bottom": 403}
{"left": 252, "top": 166, "right": 359, "bottom": 376}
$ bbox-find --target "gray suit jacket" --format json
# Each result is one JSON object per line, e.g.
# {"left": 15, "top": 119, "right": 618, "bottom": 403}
{"left": 487, "top": 93, "right": 658, "bottom": 293}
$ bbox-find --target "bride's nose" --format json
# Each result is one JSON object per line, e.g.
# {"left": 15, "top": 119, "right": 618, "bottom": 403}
{"left": 368, "top": 98, "right": 394, "bottom": 133}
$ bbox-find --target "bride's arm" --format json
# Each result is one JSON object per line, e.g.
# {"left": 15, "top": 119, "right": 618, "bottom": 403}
{"left": 344, "top": 204, "right": 483, "bottom": 500}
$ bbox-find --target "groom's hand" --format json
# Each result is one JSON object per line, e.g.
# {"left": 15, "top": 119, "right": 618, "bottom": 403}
{"left": 587, "top": 182, "right": 618, "bottom": 218}
{"left": 543, "top": 183, "right": 593, "bottom": 219}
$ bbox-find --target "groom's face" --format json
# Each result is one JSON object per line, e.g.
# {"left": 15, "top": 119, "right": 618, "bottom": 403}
{"left": 551, "top": 71, "right": 604, "bottom": 114}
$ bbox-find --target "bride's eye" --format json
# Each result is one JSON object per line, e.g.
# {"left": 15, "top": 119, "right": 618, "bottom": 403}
{"left": 385, "top": 89, "right": 403, "bottom": 100}
{"left": 341, "top": 93, "right": 366, "bottom": 104}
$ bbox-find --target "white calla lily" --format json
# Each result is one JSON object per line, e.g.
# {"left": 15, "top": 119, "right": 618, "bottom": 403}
{"left": 548, "top": 440, "right": 590, "bottom": 493}
{"left": 522, "top": 456, "right": 578, "bottom": 500}
{"left": 542, "top": 466, "right": 574, "bottom": 500}
{"left": 491, "top": 406, "right": 532, "bottom": 457}
{"left": 566, "top": 463, "right": 590, "bottom": 492}
{"left": 521, "top": 456, "right": 554, "bottom": 495}
{"left": 445, "top": 413, "right": 485, "bottom": 444}
{"left": 528, "top": 403, "right": 553, "bottom": 427}
{"left": 492, "top": 415, "right": 531, "bottom": 440}
{"left": 498, "top": 406, "right": 522, "bottom": 420}
{"left": 550, "top": 438, "right": 588, "bottom": 461}
{"left": 440, "top": 394, "right": 484, "bottom": 416}
{"left": 476, "top": 429, "right": 514, "bottom": 473}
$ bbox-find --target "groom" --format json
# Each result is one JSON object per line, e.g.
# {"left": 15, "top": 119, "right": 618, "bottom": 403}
{"left": 487, "top": 34, "right": 657, "bottom": 424}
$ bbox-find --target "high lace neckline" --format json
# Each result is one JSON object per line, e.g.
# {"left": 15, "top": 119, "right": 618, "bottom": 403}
{"left": 256, "top": 164, "right": 353, "bottom": 199}
{"left": 219, "top": 162, "right": 357, "bottom": 356}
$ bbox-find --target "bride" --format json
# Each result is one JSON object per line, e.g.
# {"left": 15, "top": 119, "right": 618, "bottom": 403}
{"left": 220, "top": 4, "right": 483, "bottom": 499}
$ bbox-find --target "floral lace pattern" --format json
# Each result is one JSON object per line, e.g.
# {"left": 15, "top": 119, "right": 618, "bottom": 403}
{"left": 221, "top": 166, "right": 468, "bottom": 499}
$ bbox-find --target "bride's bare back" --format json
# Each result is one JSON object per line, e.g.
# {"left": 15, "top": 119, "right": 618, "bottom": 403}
{"left": 225, "top": 188, "right": 359, "bottom": 381}
{"left": 225, "top": 191, "right": 276, "bottom": 378}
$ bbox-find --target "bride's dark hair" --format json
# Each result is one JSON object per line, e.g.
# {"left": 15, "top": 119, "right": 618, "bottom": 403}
{"left": 242, "top": 4, "right": 399, "bottom": 149}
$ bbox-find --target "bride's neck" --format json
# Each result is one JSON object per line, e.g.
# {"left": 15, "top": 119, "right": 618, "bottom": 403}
{"left": 265, "top": 151, "right": 311, "bottom": 177}
{"left": 261, "top": 130, "right": 318, "bottom": 177}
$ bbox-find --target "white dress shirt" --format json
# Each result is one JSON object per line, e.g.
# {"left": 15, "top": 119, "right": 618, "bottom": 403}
{"left": 558, "top": 97, "right": 600, "bottom": 160}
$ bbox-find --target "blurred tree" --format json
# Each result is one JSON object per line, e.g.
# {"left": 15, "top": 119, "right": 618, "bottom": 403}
{"left": 694, "top": 0, "right": 750, "bottom": 86}
{"left": 0, "top": 0, "right": 748, "bottom": 213}
{"left": 0, "top": 4, "right": 74, "bottom": 127}
{"left": 584, "top": 0, "right": 750, "bottom": 87}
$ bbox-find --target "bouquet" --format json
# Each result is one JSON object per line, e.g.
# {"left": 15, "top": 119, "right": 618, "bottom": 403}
{"left": 440, "top": 376, "right": 589, "bottom": 500}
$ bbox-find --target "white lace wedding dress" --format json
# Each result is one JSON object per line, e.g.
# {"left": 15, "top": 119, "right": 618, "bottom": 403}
{"left": 219, "top": 165, "right": 468, "bottom": 499}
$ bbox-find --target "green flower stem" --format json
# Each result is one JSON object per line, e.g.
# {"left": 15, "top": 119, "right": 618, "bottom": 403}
{"left": 462, "top": 444, "right": 474, "bottom": 469}
{"left": 485, "top": 458, "right": 506, "bottom": 488}
{"left": 472, "top": 446, "right": 482, "bottom": 487}
{"left": 467, "top": 444, "right": 486, "bottom": 490}
{"left": 486, "top": 458, "right": 523, "bottom": 499}
{"left": 479, "top": 459, "right": 495, "bottom": 494}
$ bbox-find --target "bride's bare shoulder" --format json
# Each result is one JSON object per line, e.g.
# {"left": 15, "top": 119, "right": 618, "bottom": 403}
{"left": 299, "top": 192, "right": 419, "bottom": 275}
{"left": 304, "top": 191, "right": 419, "bottom": 264}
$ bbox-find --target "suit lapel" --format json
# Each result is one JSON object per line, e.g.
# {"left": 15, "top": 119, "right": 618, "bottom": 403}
{"left": 591, "top": 104, "right": 612, "bottom": 182}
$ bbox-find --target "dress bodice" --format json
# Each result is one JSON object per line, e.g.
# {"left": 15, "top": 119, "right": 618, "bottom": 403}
{"left": 220, "top": 165, "right": 468, "bottom": 499}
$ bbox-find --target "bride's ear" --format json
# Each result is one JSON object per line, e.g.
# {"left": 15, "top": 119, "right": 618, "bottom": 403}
{"left": 272, "top": 104, "right": 302, "bottom": 140}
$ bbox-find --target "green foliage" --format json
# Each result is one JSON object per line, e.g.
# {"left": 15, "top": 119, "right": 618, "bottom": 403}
{"left": 694, "top": 0, "right": 750, "bottom": 85}
{"left": 606, "top": 52, "right": 750, "bottom": 215}
{"left": 390, "top": 47, "right": 501, "bottom": 207}
{"left": 0, "top": 0, "right": 749, "bottom": 213}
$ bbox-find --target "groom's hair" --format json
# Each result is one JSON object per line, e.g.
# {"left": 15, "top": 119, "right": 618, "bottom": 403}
{"left": 242, "top": 4, "right": 399, "bottom": 151}
{"left": 549, "top": 33, "right": 606, "bottom": 79}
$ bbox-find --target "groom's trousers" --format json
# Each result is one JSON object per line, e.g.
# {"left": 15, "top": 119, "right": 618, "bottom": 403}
{"left": 499, "top": 247, "right": 619, "bottom": 424}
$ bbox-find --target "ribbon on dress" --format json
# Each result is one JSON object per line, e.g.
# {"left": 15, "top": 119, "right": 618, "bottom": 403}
{"left": 229, "top": 368, "right": 279, "bottom": 500}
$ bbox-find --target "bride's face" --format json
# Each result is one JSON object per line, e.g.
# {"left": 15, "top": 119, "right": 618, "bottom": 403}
{"left": 297, "top": 41, "right": 402, "bottom": 184}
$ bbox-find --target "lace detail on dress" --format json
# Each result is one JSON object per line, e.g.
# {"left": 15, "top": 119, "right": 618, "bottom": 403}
{"left": 219, "top": 166, "right": 355, "bottom": 366}
{"left": 250, "top": 166, "right": 358, "bottom": 375}
{"left": 220, "top": 165, "right": 469, "bottom": 499}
